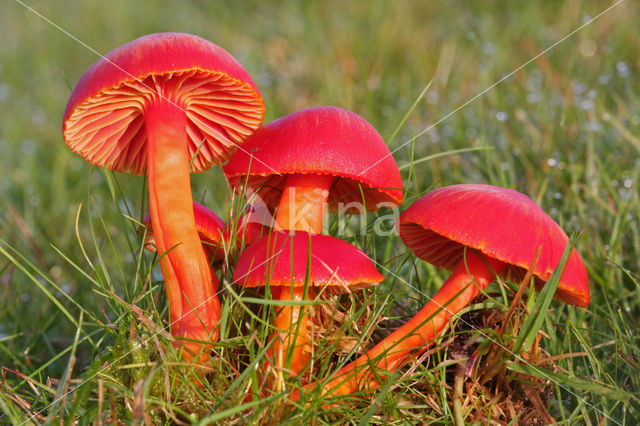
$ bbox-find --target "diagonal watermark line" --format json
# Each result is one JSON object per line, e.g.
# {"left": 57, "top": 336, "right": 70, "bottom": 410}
{"left": 356, "top": 250, "right": 622, "bottom": 426}
{"left": 13, "top": 0, "right": 281, "bottom": 176}
{"left": 19, "top": 246, "right": 286, "bottom": 424}
{"left": 357, "top": 0, "right": 626, "bottom": 177}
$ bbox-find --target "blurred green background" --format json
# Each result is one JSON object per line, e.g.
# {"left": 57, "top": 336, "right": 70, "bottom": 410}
{"left": 1, "top": 0, "right": 639, "bottom": 422}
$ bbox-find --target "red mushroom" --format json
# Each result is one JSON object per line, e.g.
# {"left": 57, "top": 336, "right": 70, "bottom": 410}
{"left": 223, "top": 105, "right": 404, "bottom": 234}
{"left": 141, "top": 201, "right": 226, "bottom": 264}
{"left": 224, "top": 201, "right": 274, "bottom": 249}
{"left": 224, "top": 106, "right": 401, "bottom": 379}
{"left": 233, "top": 231, "right": 383, "bottom": 387}
{"left": 62, "top": 33, "right": 264, "bottom": 359}
{"left": 300, "top": 184, "right": 589, "bottom": 398}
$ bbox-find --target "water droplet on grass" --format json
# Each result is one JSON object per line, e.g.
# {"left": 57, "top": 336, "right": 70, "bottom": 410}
{"left": 580, "top": 99, "right": 594, "bottom": 111}
{"left": 586, "top": 120, "right": 601, "bottom": 132}
{"left": 483, "top": 42, "right": 496, "bottom": 56}
{"left": 427, "top": 90, "right": 439, "bottom": 104}
{"left": 617, "top": 62, "right": 630, "bottom": 78}
{"left": 31, "top": 108, "right": 46, "bottom": 126}
{"left": 579, "top": 38, "right": 597, "bottom": 57}
{"left": 619, "top": 187, "right": 632, "bottom": 200}
{"left": 572, "top": 81, "right": 586, "bottom": 95}
{"left": 0, "top": 83, "right": 10, "bottom": 102}
{"left": 21, "top": 139, "right": 36, "bottom": 155}
{"left": 526, "top": 93, "right": 540, "bottom": 104}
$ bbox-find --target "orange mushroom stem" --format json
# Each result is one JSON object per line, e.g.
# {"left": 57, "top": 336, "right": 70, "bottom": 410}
{"left": 275, "top": 174, "right": 334, "bottom": 233}
{"left": 272, "top": 285, "right": 316, "bottom": 384}
{"left": 304, "top": 251, "right": 505, "bottom": 397}
{"left": 270, "top": 174, "right": 333, "bottom": 378}
{"left": 145, "top": 100, "right": 220, "bottom": 356}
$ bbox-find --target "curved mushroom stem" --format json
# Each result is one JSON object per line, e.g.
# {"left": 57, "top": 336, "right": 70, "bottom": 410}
{"left": 275, "top": 174, "right": 334, "bottom": 233}
{"left": 145, "top": 100, "right": 220, "bottom": 355}
{"left": 299, "top": 250, "right": 506, "bottom": 399}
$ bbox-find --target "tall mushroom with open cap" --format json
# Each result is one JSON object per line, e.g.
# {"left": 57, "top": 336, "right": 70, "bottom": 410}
{"left": 223, "top": 105, "right": 404, "bottom": 233}
{"left": 233, "top": 231, "right": 383, "bottom": 387}
{"left": 62, "top": 32, "right": 264, "bottom": 359}
{"left": 299, "top": 184, "right": 589, "bottom": 398}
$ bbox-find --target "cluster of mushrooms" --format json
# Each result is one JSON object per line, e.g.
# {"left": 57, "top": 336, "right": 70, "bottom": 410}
{"left": 61, "top": 33, "right": 590, "bottom": 401}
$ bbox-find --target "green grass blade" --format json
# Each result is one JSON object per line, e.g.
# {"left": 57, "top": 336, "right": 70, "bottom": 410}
{"left": 513, "top": 241, "right": 573, "bottom": 353}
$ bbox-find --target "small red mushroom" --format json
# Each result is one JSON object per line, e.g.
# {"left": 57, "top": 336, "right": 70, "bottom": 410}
{"left": 141, "top": 201, "right": 226, "bottom": 264}
{"left": 299, "top": 184, "right": 589, "bottom": 398}
{"left": 233, "top": 231, "right": 383, "bottom": 387}
{"left": 62, "top": 33, "right": 264, "bottom": 359}
{"left": 223, "top": 105, "right": 404, "bottom": 234}
{"left": 224, "top": 201, "right": 274, "bottom": 249}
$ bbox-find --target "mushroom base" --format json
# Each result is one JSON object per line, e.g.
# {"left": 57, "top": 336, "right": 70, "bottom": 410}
{"left": 297, "top": 250, "right": 505, "bottom": 400}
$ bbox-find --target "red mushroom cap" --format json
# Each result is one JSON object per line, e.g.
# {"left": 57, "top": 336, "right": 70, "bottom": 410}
{"left": 233, "top": 231, "right": 384, "bottom": 290}
{"left": 223, "top": 106, "right": 403, "bottom": 213}
{"left": 141, "top": 201, "right": 226, "bottom": 261}
{"left": 63, "top": 32, "right": 264, "bottom": 174}
{"left": 224, "top": 205, "right": 274, "bottom": 247}
{"left": 398, "top": 184, "right": 590, "bottom": 307}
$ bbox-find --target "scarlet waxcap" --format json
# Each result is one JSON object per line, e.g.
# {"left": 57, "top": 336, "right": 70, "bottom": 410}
{"left": 223, "top": 106, "right": 403, "bottom": 212}
{"left": 224, "top": 205, "right": 274, "bottom": 247}
{"left": 63, "top": 32, "right": 265, "bottom": 174}
{"left": 233, "top": 231, "right": 384, "bottom": 290}
{"left": 141, "top": 201, "right": 225, "bottom": 261}
{"left": 398, "top": 184, "right": 590, "bottom": 307}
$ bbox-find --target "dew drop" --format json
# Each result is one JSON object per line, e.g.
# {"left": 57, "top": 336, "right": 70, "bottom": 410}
{"left": 483, "top": 42, "right": 496, "bottom": 56}
{"left": 617, "top": 62, "right": 630, "bottom": 78}
{"left": 0, "top": 83, "right": 10, "bottom": 102}
{"left": 579, "top": 38, "right": 597, "bottom": 57}
{"left": 427, "top": 90, "right": 439, "bottom": 104}
{"left": 580, "top": 99, "right": 594, "bottom": 111}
